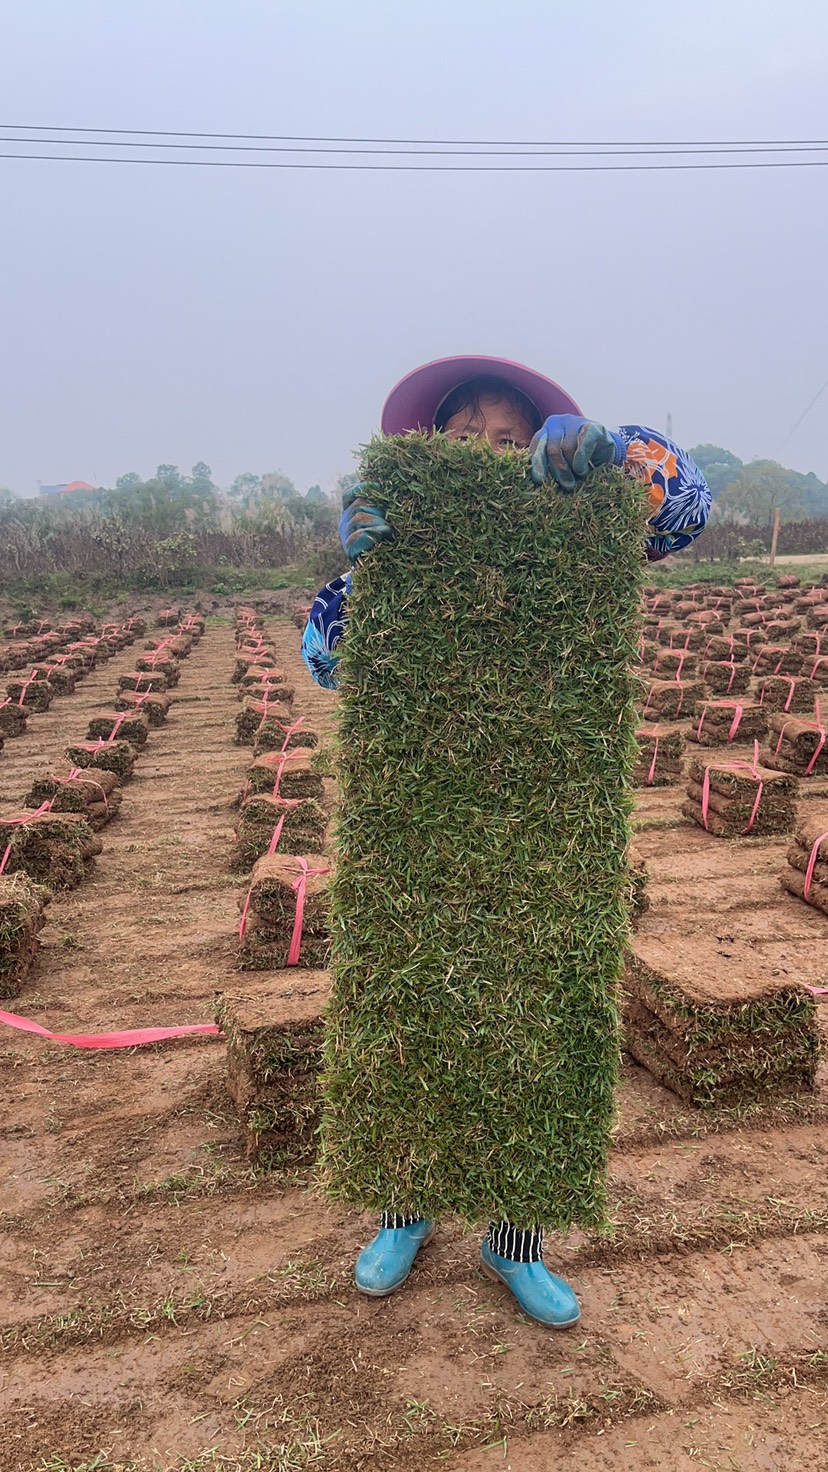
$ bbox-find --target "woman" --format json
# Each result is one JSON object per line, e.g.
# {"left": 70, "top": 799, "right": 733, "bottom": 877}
{"left": 302, "top": 355, "right": 709, "bottom": 1326}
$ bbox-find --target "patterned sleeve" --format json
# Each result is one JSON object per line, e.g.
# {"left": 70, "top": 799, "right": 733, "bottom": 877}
{"left": 611, "top": 426, "right": 711, "bottom": 562}
{"left": 301, "top": 571, "right": 351, "bottom": 689}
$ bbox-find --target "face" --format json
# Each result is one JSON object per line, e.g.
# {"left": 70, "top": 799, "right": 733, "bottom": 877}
{"left": 441, "top": 392, "right": 534, "bottom": 452}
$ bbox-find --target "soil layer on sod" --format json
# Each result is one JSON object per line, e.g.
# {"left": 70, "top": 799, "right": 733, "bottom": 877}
{"left": 321, "top": 436, "right": 644, "bottom": 1229}
{"left": 0, "top": 872, "right": 50, "bottom": 996}
{"left": 624, "top": 933, "right": 820, "bottom": 1108}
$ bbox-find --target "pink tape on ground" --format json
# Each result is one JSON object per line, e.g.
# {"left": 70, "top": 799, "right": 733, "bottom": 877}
{"left": 0, "top": 1009, "right": 220, "bottom": 1049}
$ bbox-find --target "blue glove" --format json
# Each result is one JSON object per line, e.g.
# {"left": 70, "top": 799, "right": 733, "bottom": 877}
{"left": 339, "top": 482, "right": 394, "bottom": 562}
{"left": 529, "top": 415, "right": 621, "bottom": 492}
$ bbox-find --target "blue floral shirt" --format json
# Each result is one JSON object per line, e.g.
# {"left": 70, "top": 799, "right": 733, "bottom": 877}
{"left": 302, "top": 425, "right": 710, "bottom": 689}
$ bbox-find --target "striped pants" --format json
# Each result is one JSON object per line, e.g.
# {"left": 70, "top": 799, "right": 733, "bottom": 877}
{"left": 380, "top": 1212, "right": 542, "bottom": 1263}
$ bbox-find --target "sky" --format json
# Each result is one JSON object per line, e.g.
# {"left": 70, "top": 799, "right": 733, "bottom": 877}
{"left": 1, "top": 0, "right": 827, "bottom": 496}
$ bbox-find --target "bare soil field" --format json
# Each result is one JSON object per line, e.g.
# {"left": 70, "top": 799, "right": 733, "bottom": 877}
{"left": 1, "top": 614, "right": 828, "bottom": 1471}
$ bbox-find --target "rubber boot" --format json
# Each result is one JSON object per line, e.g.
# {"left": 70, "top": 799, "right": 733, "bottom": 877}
{"left": 354, "top": 1220, "right": 436, "bottom": 1297}
{"left": 480, "top": 1239, "right": 580, "bottom": 1327}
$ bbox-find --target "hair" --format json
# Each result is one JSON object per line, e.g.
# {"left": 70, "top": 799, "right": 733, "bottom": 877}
{"left": 433, "top": 375, "right": 543, "bottom": 436}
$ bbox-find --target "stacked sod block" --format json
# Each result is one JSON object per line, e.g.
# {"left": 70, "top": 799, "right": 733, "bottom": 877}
{"left": 624, "top": 935, "right": 820, "bottom": 1108}
{"left": 235, "top": 697, "right": 293, "bottom": 746}
{"left": 762, "top": 713, "right": 828, "bottom": 777}
{"left": 244, "top": 747, "right": 323, "bottom": 798}
{"left": 320, "top": 436, "right": 643, "bottom": 1230}
{"left": 233, "top": 794, "right": 327, "bottom": 867}
{"left": 688, "top": 701, "right": 768, "bottom": 747}
{"left": 5, "top": 677, "right": 53, "bottom": 712}
{"left": 0, "top": 875, "right": 50, "bottom": 998}
{"left": 781, "top": 806, "right": 828, "bottom": 917}
{"left": 25, "top": 770, "right": 122, "bottom": 830}
{"left": 135, "top": 655, "right": 180, "bottom": 686}
{"left": 0, "top": 701, "right": 28, "bottom": 738}
{"left": 683, "top": 755, "right": 798, "bottom": 837}
{"left": 216, "top": 974, "right": 330, "bottom": 1166}
{"left": 640, "top": 679, "right": 705, "bottom": 722}
{"left": 755, "top": 676, "right": 818, "bottom": 714}
{"left": 86, "top": 713, "right": 149, "bottom": 748}
{"left": 632, "top": 726, "right": 684, "bottom": 786}
{"left": 238, "top": 853, "right": 331, "bottom": 970}
{"left": 118, "top": 671, "right": 169, "bottom": 695}
{"left": 700, "top": 660, "right": 750, "bottom": 696}
{"left": 0, "top": 811, "right": 101, "bottom": 889}
{"left": 65, "top": 740, "right": 136, "bottom": 782}
{"left": 115, "top": 691, "right": 170, "bottom": 725}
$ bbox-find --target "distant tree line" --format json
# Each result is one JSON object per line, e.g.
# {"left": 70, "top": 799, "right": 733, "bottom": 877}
{"left": 0, "top": 463, "right": 346, "bottom": 588}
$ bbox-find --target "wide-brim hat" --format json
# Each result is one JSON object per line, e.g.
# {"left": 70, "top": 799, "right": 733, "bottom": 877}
{"left": 380, "top": 354, "right": 582, "bottom": 435}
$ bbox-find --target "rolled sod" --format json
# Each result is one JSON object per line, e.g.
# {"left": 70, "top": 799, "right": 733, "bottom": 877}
{"left": 700, "top": 660, "right": 750, "bottom": 696}
{"left": 155, "top": 607, "right": 180, "bottom": 627}
{"left": 750, "top": 645, "right": 803, "bottom": 677}
{"left": 215, "top": 973, "right": 330, "bottom": 1167}
{"left": 25, "top": 770, "right": 122, "bottom": 829}
{"left": 237, "top": 852, "right": 331, "bottom": 971}
{"left": 118, "top": 671, "right": 169, "bottom": 694}
{"left": 135, "top": 655, "right": 180, "bottom": 685}
{"left": 234, "top": 697, "right": 293, "bottom": 746}
{"left": 233, "top": 793, "right": 327, "bottom": 867}
{"left": 687, "top": 700, "right": 768, "bottom": 747}
{"left": 31, "top": 663, "right": 76, "bottom": 695}
{"left": 655, "top": 625, "right": 704, "bottom": 651}
{"left": 0, "top": 811, "right": 101, "bottom": 889}
{"left": 683, "top": 755, "right": 798, "bottom": 838}
{"left": 0, "top": 702, "right": 28, "bottom": 738}
{"left": 86, "top": 712, "right": 149, "bottom": 748}
{"left": 624, "top": 935, "right": 819, "bottom": 1108}
{"left": 245, "top": 748, "right": 324, "bottom": 799}
{"left": 632, "top": 727, "right": 684, "bottom": 787}
{"left": 781, "top": 808, "right": 828, "bottom": 917}
{"left": 65, "top": 740, "right": 136, "bottom": 782}
{"left": 115, "top": 690, "right": 171, "bottom": 725}
{"left": 5, "top": 678, "right": 53, "bottom": 712}
{"left": 0, "top": 874, "right": 50, "bottom": 998}
{"left": 641, "top": 679, "right": 705, "bottom": 722}
{"left": 755, "top": 675, "right": 818, "bottom": 713}
{"left": 762, "top": 713, "right": 828, "bottom": 777}
{"left": 320, "top": 436, "right": 643, "bottom": 1230}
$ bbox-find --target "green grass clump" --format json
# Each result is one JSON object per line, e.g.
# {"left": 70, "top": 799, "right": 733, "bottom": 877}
{"left": 320, "top": 435, "right": 645, "bottom": 1229}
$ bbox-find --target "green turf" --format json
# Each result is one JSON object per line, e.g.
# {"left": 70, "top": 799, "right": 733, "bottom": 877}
{"left": 319, "top": 435, "right": 644, "bottom": 1229}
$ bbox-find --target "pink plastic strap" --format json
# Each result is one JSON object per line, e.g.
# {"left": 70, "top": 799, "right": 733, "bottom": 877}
{"left": 695, "top": 707, "right": 708, "bottom": 741}
{"left": 0, "top": 1009, "right": 220, "bottom": 1049}
{"left": 238, "top": 804, "right": 303, "bottom": 938}
{"left": 700, "top": 744, "right": 763, "bottom": 834}
{"left": 810, "top": 656, "right": 828, "bottom": 681}
{"left": 17, "top": 669, "right": 39, "bottom": 706}
{"left": 646, "top": 730, "right": 660, "bottom": 784}
{"left": 727, "top": 704, "right": 744, "bottom": 742}
{"left": 803, "top": 829, "right": 828, "bottom": 900}
{"left": 66, "top": 765, "right": 110, "bottom": 814}
{"left": 287, "top": 858, "right": 331, "bottom": 966}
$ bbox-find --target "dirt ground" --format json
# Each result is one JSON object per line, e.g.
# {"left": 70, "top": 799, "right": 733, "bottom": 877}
{"left": 2, "top": 613, "right": 828, "bottom": 1472}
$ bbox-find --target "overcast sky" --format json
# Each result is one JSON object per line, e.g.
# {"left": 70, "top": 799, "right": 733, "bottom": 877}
{"left": 1, "top": 0, "right": 826, "bottom": 496}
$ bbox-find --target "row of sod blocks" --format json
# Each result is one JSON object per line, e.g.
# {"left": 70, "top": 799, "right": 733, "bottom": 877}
{"left": 218, "top": 605, "right": 333, "bottom": 1167}
{"left": 631, "top": 575, "right": 826, "bottom": 1109}
{"left": 0, "top": 610, "right": 206, "bottom": 998}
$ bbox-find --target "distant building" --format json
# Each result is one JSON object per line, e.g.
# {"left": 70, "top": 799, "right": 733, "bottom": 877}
{"left": 39, "top": 480, "right": 96, "bottom": 498}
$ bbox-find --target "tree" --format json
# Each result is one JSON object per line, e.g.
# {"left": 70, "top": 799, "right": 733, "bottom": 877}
{"left": 230, "top": 472, "right": 261, "bottom": 497}
{"left": 115, "top": 472, "right": 142, "bottom": 491}
{"left": 716, "top": 460, "right": 805, "bottom": 526}
{"left": 688, "top": 445, "right": 743, "bottom": 499}
{"left": 305, "top": 484, "right": 326, "bottom": 504}
{"left": 155, "top": 464, "right": 181, "bottom": 489}
{"left": 190, "top": 461, "right": 214, "bottom": 491}
{"left": 260, "top": 471, "right": 297, "bottom": 500}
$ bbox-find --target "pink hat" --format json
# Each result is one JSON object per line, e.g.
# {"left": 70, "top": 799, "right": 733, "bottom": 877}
{"left": 380, "top": 354, "right": 582, "bottom": 435}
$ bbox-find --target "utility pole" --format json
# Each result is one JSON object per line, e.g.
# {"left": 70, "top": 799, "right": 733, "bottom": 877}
{"left": 769, "top": 508, "right": 781, "bottom": 568}
{"left": 666, "top": 411, "right": 673, "bottom": 439}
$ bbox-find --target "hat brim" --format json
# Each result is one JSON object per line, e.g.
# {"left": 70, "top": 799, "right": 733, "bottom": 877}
{"left": 380, "top": 355, "right": 582, "bottom": 436}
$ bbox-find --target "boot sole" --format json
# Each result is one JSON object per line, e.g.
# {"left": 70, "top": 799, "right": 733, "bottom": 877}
{"left": 354, "top": 1227, "right": 436, "bottom": 1298}
{"left": 479, "top": 1258, "right": 581, "bottom": 1329}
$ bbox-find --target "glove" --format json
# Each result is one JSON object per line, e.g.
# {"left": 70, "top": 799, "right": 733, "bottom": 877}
{"left": 529, "top": 415, "right": 620, "bottom": 492}
{"left": 339, "top": 482, "right": 394, "bottom": 562}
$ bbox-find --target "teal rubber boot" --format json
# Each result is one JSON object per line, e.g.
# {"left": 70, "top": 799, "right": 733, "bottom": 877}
{"left": 480, "top": 1239, "right": 580, "bottom": 1327}
{"left": 355, "top": 1220, "right": 436, "bottom": 1297}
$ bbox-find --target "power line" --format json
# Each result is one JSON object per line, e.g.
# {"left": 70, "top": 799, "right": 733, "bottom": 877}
{"left": 3, "top": 151, "right": 828, "bottom": 172}
{"left": 778, "top": 373, "right": 828, "bottom": 451}
{"left": 3, "top": 123, "right": 828, "bottom": 147}
{"left": 2, "top": 134, "right": 828, "bottom": 157}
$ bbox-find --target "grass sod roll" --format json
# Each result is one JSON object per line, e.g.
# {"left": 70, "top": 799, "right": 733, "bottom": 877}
{"left": 65, "top": 740, "right": 136, "bottom": 782}
{"left": 86, "top": 713, "right": 150, "bottom": 748}
{"left": 118, "top": 671, "right": 169, "bottom": 695}
{"left": 115, "top": 691, "right": 171, "bottom": 726}
{"left": 0, "top": 811, "right": 101, "bottom": 889}
{"left": 0, "top": 874, "right": 51, "bottom": 997}
{"left": 0, "top": 702, "right": 28, "bottom": 738}
{"left": 320, "top": 436, "right": 644, "bottom": 1230}
{"left": 233, "top": 794, "right": 327, "bottom": 867}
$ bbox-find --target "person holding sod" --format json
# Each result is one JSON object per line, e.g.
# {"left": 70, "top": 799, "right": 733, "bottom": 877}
{"left": 303, "top": 355, "right": 710, "bottom": 1327}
